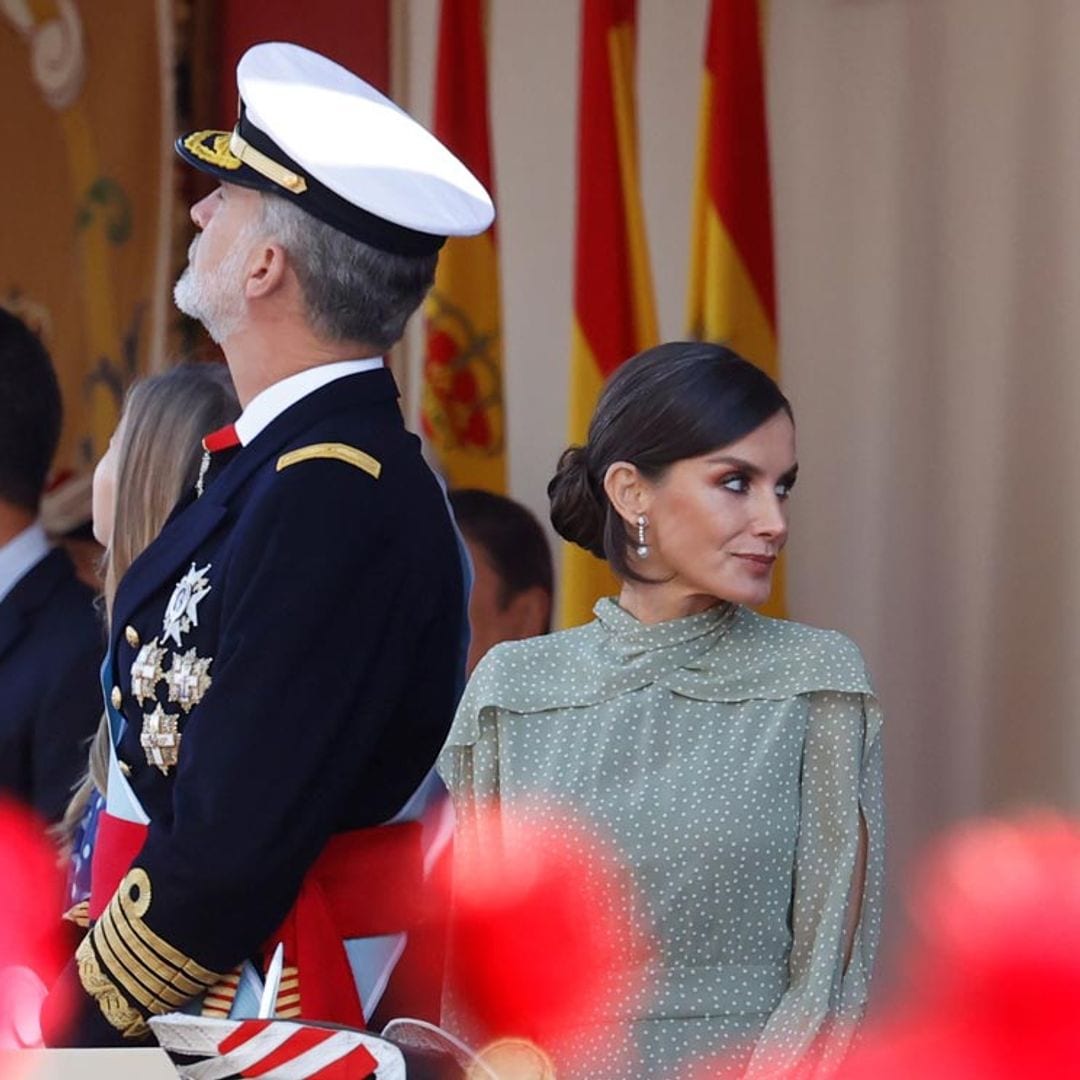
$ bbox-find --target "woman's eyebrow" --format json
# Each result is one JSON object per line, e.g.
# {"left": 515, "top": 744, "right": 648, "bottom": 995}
{"left": 706, "top": 455, "right": 800, "bottom": 480}
{"left": 705, "top": 454, "right": 760, "bottom": 473}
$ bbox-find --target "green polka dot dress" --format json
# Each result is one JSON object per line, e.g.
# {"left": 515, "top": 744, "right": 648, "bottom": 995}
{"left": 438, "top": 598, "right": 884, "bottom": 1078}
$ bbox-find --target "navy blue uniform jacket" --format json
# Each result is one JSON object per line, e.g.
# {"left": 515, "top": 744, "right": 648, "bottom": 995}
{"left": 44, "top": 369, "right": 466, "bottom": 1046}
{"left": 0, "top": 547, "right": 103, "bottom": 822}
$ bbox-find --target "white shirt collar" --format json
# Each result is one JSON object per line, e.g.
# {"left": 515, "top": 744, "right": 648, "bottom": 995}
{"left": 234, "top": 358, "right": 384, "bottom": 446}
{"left": 0, "top": 521, "right": 51, "bottom": 606}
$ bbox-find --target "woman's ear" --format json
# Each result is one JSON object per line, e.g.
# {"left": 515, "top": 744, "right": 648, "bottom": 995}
{"left": 603, "top": 461, "right": 649, "bottom": 526}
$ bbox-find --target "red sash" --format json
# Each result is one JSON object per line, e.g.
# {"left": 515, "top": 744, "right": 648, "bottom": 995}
{"left": 270, "top": 822, "right": 427, "bottom": 1028}
{"left": 87, "top": 811, "right": 430, "bottom": 1025}
{"left": 88, "top": 812, "right": 148, "bottom": 920}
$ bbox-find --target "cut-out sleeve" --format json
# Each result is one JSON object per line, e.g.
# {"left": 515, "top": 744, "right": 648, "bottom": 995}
{"left": 746, "top": 690, "right": 885, "bottom": 1076}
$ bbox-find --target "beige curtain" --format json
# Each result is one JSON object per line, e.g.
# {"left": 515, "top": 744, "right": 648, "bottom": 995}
{"left": 769, "top": 0, "right": 1080, "bottom": 986}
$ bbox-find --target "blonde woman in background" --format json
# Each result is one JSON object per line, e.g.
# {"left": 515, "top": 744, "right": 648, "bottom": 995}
{"left": 59, "top": 363, "right": 239, "bottom": 920}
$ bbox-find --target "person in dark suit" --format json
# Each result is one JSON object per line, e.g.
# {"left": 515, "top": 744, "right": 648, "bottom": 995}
{"left": 449, "top": 488, "right": 554, "bottom": 674}
{"left": 41, "top": 43, "right": 494, "bottom": 1057}
{"left": 0, "top": 309, "right": 103, "bottom": 824}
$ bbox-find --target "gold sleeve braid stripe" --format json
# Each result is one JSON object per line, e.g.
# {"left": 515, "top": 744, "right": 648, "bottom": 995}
{"left": 276, "top": 443, "right": 382, "bottom": 479}
{"left": 94, "top": 913, "right": 196, "bottom": 1010}
{"left": 275, "top": 964, "right": 302, "bottom": 1019}
{"left": 114, "top": 869, "right": 221, "bottom": 983}
{"left": 79, "top": 869, "right": 225, "bottom": 1037}
{"left": 202, "top": 967, "right": 242, "bottom": 1018}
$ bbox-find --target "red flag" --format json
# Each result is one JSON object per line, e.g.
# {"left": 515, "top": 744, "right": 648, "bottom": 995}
{"left": 687, "top": 0, "right": 785, "bottom": 617}
{"left": 560, "top": 0, "right": 658, "bottom": 628}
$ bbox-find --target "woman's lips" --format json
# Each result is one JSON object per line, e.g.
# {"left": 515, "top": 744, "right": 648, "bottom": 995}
{"left": 734, "top": 553, "right": 776, "bottom": 574}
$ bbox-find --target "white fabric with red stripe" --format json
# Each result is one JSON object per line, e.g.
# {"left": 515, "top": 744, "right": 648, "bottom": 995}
{"left": 149, "top": 1013, "right": 404, "bottom": 1079}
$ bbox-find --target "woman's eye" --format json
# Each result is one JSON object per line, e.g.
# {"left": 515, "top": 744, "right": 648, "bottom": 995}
{"left": 720, "top": 474, "right": 750, "bottom": 494}
{"left": 775, "top": 477, "right": 797, "bottom": 500}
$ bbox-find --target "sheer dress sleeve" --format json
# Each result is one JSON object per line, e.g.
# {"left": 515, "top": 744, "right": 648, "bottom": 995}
{"left": 746, "top": 689, "right": 884, "bottom": 1076}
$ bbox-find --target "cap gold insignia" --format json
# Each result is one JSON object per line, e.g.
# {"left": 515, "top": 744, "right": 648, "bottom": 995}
{"left": 182, "top": 131, "right": 242, "bottom": 171}
{"left": 130, "top": 637, "right": 167, "bottom": 706}
{"left": 166, "top": 648, "right": 213, "bottom": 713}
{"left": 162, "top": 562, "right": 212, "bottom": 649}
{"left": 140, "top": 704, "right": 182, "bottom": 776}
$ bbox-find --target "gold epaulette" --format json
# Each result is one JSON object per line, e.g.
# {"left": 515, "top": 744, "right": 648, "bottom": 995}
{"left": 276, "top": 442, "right": 381, "bottom": 479}
{"left": 77, "top": 868, "right": 225, "bottom": 1039}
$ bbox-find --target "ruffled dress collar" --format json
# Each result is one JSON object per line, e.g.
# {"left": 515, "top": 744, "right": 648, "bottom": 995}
{"left": 446, "top": 595, "right": 875, "bottom": 743}
{"left": 591, "top": 596, "right": 739, "bottom": 672}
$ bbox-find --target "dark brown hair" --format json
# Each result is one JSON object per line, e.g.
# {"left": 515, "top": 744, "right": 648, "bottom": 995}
{"left": 450, "top": 488, "right": 553, "bottom": 630}
{"left": 0, "top": 308, "right": 61, "bottom": 512}
{"left": 548, "top": 341, "right": 792, "bottom": 581}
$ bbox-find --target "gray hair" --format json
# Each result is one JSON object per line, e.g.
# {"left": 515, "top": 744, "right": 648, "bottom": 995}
{"left": 258, "top": 193, "right": 439, "bottom": 351}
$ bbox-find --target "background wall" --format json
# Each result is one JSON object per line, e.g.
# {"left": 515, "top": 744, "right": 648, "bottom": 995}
{"left": 398, "top": 0, "right": 1080, "bottom": 996}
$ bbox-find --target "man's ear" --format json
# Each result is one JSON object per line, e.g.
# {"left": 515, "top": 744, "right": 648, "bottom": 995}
{"left": 602, "top": 461, "right": 650, "bottom": 528}
{"left": 244, "top": 241, "right": 288, "bottom": 299}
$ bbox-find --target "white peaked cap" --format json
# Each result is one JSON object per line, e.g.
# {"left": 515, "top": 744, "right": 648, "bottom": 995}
{"left": 176, "top": 42, "right": 495, "bottom": 255}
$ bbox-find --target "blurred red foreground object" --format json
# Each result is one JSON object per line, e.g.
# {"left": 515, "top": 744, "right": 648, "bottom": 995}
{"left": 445, "top": 809, "right": 647, "bottom": 1068}
{"left": 837, "top": 814, "right": 1080, "bottom": 1079}
{"left": 0, "top": 799, "right": 70, "bottom": 1048}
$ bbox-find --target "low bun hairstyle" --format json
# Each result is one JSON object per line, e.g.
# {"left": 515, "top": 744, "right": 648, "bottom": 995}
{"left": 549, "top": 444, "right": 607, "bottom": 560}
{"left": 548, "top": 341, "right": 792, "bottom": 582}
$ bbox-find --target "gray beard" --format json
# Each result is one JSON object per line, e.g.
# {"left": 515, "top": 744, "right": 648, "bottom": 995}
{"left": 172, "top": 232, "right": 254, "bottom": 344}
{"left": 173, "top": 265, "right": 243, "bottom": 345}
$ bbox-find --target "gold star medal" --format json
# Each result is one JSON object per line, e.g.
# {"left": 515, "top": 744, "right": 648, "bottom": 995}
{"left": 140, "top": 704, "right": 182, "bottom": 775}
{"left": 166, "top": 649, "right": 213, "bottom": 713}
{"left": 162, "top": 562, "right": 212, "bottom": 648}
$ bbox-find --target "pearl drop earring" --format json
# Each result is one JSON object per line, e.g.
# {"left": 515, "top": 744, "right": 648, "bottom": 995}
{"left": 636, "top": 515, "right": 649, "bottom": 558}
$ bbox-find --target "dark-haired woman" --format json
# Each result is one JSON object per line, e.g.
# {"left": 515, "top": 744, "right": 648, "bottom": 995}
{"left": 439, "top": 343, "right": 883, "bottom": 1078}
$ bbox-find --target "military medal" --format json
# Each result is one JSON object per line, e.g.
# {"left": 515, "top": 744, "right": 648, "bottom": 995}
{"left": 166, "top": 648, "right": 213, "bottom": 713}
{"left": 130, "top": 638, "right": 167, "bottom": 705}
{"left": 140, "top": 704, "right": 182, "bottom": 775}
{"left": 162, "top": 562, "right": 212, "bottom": 648}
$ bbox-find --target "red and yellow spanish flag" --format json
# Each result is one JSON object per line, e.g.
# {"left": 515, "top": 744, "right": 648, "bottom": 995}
{"left": 560, "top": 0, "right": 658, "bottom": 628}
{"left": 421, "top": 0, "right": 506, "bottom": 492}
{"left": 687, "top": 0, "right": 785, "bottom": 617}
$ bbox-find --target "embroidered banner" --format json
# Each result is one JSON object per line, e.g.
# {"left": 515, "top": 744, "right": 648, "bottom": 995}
{"left": 421, "top": 0, "right": 506, "bottom": 493}
{"left": 0, "top": 0, "right": 173, "bottom": 481}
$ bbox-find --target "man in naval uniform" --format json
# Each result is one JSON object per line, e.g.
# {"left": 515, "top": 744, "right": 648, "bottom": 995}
{"left": 41, "top": 43, "right": 493, "bottom": 1056}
